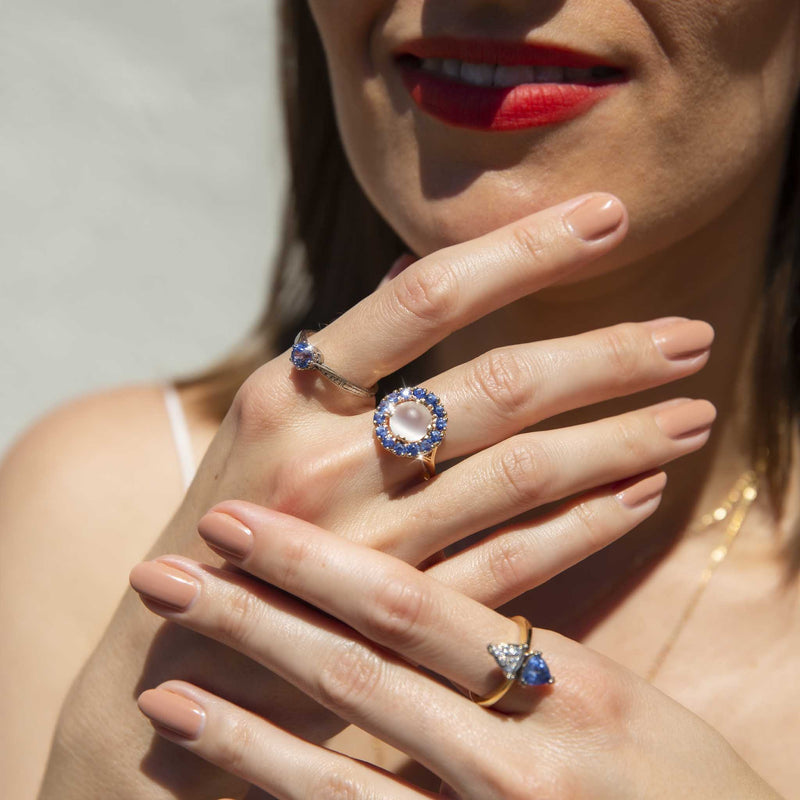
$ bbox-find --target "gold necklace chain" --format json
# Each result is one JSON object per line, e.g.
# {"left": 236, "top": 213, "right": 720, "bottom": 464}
{"left": 645, "top": 458, "right": 767, "bottom": 683}
{"left": 368, "top": 462, "right": 768, "bottom": 768}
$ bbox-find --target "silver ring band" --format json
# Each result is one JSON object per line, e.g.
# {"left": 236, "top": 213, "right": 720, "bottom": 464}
{"left": 290, "top": 330, "right": 377, "bottom": 398}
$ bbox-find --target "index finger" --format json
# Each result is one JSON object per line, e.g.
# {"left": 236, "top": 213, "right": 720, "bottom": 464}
{"left": 314, "top": 191, "right": 627, "bottom": 386}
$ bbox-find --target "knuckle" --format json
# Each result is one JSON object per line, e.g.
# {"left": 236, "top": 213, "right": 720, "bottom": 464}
{"left": 613, "top": 414, "right": 651, "bottom": 462}
{"left": 315, "top": 641, "right": 384, "bottom": 716}
{"left": 471, "top": 348, "right": 532, "bottom": 420}
{"left": 569, "top": 498, "right": 612, "bottom": 551}
{"left": 274, "top": 531, "right": 321, "bottom": 591}
{"left": 232, "top": 371, "right": 290, "bottom": 435}
{"left": 217, "top": 586, "right": 262, "bottom": 647}
{"left": 267, "top": 450, "right": 342, "bottom": 518}
{"left": 307, "top": 767, "right": 362, "bottom": 800}
{"left": 560, "top": 657, "right": 632, "bottom": 735}
{"left": 475, "top": 763, "right": 552, "bottom": 800}
{"left": 486, "top": 536, "right": 528, "bottom": 594}
{"left": 364, "top": 575, "right": 431, "bottom": 648}
{"left": 508, "top": 221, "right": 552, "bottom": 266}
{"left": 215, "top": 715, "right": 256, "bottom": 775}
{"left": 390, "top": 261, "right": 458, "bottom": 328}
{"left": 494, "top": 439, "right": 550, "bottom": 508}
{"left": 599, "top": 323, "right": 643, "bottom": 385}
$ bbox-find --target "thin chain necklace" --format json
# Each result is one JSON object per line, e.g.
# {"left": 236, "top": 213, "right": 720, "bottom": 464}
{"left": 645, "top": 458, "right": 767, "bottom": 683}
{"left": 368, "top": 462, "right": 768, "bottom": 768}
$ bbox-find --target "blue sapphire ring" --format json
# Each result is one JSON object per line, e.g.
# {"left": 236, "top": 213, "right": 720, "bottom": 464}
{"left": 290, "top": 330, "right": 377, "bottom": 398}
{"left": 373, "top": 387, "right": 448, "bottom": 480}
{"left": 468, "top": 616, "right": 555, "bottom": 707}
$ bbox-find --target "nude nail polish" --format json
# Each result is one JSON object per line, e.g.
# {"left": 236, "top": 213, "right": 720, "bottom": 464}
{"left": 564, "top": 194, "right": 625, "bottom": 241}
{"left": 615, "top": 471, "right": 668, "bottom": 508}
{"left": 129, "top": 561, "right": 199, "bottom": 610}
{"left": 650, "top": 319, "right": 715, "bottom": 360}
{"left": 654, "top": 398, "right": 717, "bottom": 439}
{"left": 197, "top": 511, "right": 253, "bottom": 560}
{"left": 137, "top": 688, "right": 206, "bottom": 739}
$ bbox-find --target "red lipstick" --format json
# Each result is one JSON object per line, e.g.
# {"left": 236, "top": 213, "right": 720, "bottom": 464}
{"left": 393, "top": 37, "right": 627, "bottom": 132}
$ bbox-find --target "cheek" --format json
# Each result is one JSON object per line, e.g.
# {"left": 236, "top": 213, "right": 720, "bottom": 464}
{"left": 315, "top": 0, "right": 800, "bottom": 269}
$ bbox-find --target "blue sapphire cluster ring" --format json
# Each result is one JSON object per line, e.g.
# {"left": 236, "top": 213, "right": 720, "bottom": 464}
{"left": 468, "top": 616, "right": 555, "bottom": 707}
{"left": 373, "top": 387, "right": 448, "bottom": 480}
{"left": 290, "top": 330, "right": 377, "bottom": 398}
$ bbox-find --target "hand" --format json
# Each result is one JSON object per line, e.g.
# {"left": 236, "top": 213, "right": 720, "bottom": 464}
{"left": 134, "top": 503, "right": 782, "bottom": 800}
{"left": 46, "top": 192, "right": 716, "bottom": 798}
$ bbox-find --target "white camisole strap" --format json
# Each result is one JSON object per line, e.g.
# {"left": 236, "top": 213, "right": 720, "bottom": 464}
{"left": 162, "top": 383, "right": 197, "bottom": 491}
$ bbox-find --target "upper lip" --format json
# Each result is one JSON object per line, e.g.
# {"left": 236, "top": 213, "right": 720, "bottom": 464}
{"left": 393, "top": 36, "right": 625, "bottom": 71}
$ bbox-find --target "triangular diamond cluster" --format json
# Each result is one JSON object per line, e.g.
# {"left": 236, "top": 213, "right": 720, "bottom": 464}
{"left": 487, "top": 643, "right": 527, "bottom": 679}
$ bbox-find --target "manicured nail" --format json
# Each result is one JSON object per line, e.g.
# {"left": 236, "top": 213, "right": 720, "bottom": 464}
{"left": 197, "top": 511, "right": 254, "bottom": 560}
{"left": 649, "top": 319, "right": 714, "bottom": 361}
{"left": 654, "top": 398, "right": 717, "bottom": 439}
{"left": 564, "top": 194, "right": 625, "bottom": 241}
{"left": 129, "top": 561, "right": 199, "bottom": 611}
{"left": 615, "top": 471, "right": 668, "bottom": 508}
{"left": 137, "top": 688, "right": 206, "bottom": 740}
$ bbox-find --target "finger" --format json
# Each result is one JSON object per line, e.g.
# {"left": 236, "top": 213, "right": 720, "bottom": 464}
{"left": 192, "top": 502, "right": 531, "bottom": 697}
{"left": 129, "top": 553, "right": 540, "bottom": 792}
{"left": 425, "top": 470, "right": 667, "bottom": 608}
{"left": 426, "top": 316, "right": 713, "bottom": 460}
{"left": 313, "top": 192, "right": 627, "bottom": 386}
{"left": 136, "top": 680, "right": 437, "bottom": 800}
{"left": 380, "top": 396, "right": 713, "bottom": 562}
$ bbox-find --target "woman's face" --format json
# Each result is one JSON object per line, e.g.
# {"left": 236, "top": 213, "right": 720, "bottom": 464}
{"left": 307, "top": 1, "right": 800, "bottom": 274}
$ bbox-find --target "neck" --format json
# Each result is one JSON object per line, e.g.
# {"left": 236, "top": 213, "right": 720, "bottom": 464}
{"left": 430, "top": 134, "right": 792, "bottom": 598}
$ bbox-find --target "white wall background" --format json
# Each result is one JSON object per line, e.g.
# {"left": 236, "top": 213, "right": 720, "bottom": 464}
{"left": 0, "top": 0, "right": 285, "bottom": 455}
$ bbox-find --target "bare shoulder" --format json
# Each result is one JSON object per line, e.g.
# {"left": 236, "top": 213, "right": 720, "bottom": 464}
{"left": 0, "top": 382, "right": 199, "bottom": 560}
{"left": 0, "top": 381, "right": 218, "bottom": 796}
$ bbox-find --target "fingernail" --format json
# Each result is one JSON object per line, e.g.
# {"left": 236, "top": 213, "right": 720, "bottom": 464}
{"left": 564, "top": 194, "right": 625, "bottom": 241}
{"left": 137, "top": 688, "right": 206, "bottom": 740}
{"left": 649, "top": 319, "right": 715, "bottom": 361}
{"left": 129, "top": 561, "right": 199, "bottom": 611}
{"left": 615, "top": 471, "right": 668, "bottom": 508}
{"left": 197, "top": 511, "right": 254, "bottom": 560}
{"left": 654, "top": 398, "right": 717, "bottom": 439}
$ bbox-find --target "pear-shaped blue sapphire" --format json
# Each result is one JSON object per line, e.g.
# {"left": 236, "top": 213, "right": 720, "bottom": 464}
{"left": 519, "top": 653, "right": 552, "bottom": 686}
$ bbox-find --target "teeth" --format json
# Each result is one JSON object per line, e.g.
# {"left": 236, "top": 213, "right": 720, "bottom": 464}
{"left": 533, "top": 66, "right": 565, "bottom": 83}
{"left": 420, "top": 57, "right": 443, "bottom": 73}
{"left": 459, "top": 62, "right": 496, "bottom": 87}
{"left": 415, "top": 58, "right": 618, "bottom": 87}
{"left": 493, "top": 65, "right": 536, "bottom": 87}
{"left": 442, "top": 58, "right": 461, "bottom": 78}
{"left": 564, "top": 67, "right": 594, "bottom": 82}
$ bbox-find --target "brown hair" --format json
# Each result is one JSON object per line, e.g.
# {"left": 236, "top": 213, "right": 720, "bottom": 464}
{"left": 172, "top": 2, "right": 800, "bottom": 577}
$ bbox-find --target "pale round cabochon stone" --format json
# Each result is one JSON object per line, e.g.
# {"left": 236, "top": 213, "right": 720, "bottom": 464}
{"left": 388, "top": 400, "right": 433, "bottom": 442}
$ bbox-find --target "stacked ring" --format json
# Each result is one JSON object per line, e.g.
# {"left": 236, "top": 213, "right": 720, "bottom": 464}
{"left": 469, "top": 616, "right": 555, "bottom": 708}
{"left": 373, "top": 387, "right": 448, "bottom": 480}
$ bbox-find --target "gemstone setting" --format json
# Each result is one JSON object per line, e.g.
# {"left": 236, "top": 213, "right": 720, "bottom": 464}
{"left": 373, "top": 387, "right": 447, "bottom": 459}
{"left": 518, "top": 652, "right": 553, "bottom": 686}
{"left": 290, "top": 339, "right": 319, "bottom": 370}
{"left": 488, "top": 644, "right": 555, "bottom": 687}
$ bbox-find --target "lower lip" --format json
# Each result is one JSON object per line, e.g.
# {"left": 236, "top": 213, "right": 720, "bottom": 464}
{"left": 397, "top": 61, "right": 622, "bottom": 132}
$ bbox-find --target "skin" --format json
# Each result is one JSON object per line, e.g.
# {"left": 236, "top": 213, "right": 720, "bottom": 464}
{"left": 2, "top": 0, "right": 799, "bottom": 797}
{"left": 133, "top": 501, "right": 785, "bottom": 799}
{"left": 307, "top": 0, "right": 800, "bottom": 533}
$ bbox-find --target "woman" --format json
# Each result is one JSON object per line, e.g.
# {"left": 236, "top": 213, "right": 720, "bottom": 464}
{"left": 4, "top": 0, "right": 799, "bottom": 797}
